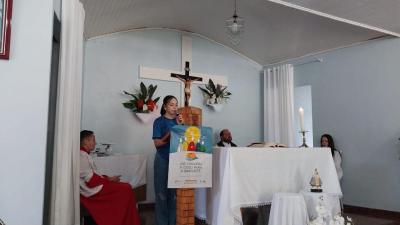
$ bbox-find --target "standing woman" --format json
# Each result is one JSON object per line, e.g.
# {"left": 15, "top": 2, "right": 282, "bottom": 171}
{"left": 152, "top": 95, "right": 183, "bottom": 225}
{"left": 320, "top": 134, "right": 343, "bottom": 181}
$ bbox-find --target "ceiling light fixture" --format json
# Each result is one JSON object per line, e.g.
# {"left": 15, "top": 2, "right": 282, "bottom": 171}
{"left": 226, "top": 0, "right": 244, "bottom": 45}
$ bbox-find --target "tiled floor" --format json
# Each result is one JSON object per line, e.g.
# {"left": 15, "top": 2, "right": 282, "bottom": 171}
{"left": 83, "top": 205, "right": 399, "bottom": 225}
{"left": 137, "top": 206, "right": 400, "bottom": 225}
{"left": 345, "top": 213, "right": 400, "bottom": 225}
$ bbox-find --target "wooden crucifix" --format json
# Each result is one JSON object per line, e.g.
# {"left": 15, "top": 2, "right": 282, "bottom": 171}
{"left": 171, "top": 61, "right": 202, "bottom": 107}
{"left": 139, "top": 35, "right": 228, "bottom": 107}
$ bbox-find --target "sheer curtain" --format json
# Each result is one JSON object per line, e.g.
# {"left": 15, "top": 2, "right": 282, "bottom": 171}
{"left": 264, "top": 64, "right": 295, "bottom": 147}
{"left": 50, "top": 1, "right": 85, "bottom": 224}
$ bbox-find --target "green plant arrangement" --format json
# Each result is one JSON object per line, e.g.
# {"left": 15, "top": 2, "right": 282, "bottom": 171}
{"left": 122, "top": 82, "right": 161, "bottom": 113}
{"left": 198, "top": 79, "right": 232, "bottom": 104}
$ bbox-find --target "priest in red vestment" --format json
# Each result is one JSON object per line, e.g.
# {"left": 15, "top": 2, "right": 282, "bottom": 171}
{"left": 80, "top": 130, "right": 141, "bottom": 225}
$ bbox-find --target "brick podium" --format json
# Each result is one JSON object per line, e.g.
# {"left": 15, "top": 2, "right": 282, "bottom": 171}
{"left": 176, "top": 106, "right": 202, "bottom": 225}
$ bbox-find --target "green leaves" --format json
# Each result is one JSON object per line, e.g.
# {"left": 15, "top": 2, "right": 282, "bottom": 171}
{"left": 198, "top": 86, "right": 213, "bottom": 98}
{"left": 198, "top": 79, "right": 231, "bottom": 104}
{"left": 122, "top": 101, "right": 136, "bottom": 109}
{"left": 153, "top": 96, "right": 160, "bottom": 103}
{"left": 148, "top": 84, "right": 157, "bottom": 100}
{"left": 140, "top": 82, "right": 147, "bottom": 99}
{"left": 122, "top": 82, "right": 160, "bottom": 113}
{"left": 208, "top": 79, "right": 216, "bottom": 93}
{"left": 123, "top": 91, "right": 139, "bottom": 101}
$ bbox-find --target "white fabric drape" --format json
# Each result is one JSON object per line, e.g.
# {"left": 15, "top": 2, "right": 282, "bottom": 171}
{"left": 50, "top": 1, "right": 85, "bottom": 225}
{"left": 264, "top": 64, "right": 295, "bottom": 147}
{"left": 268, "top": 193, "right": 309, "bottom": 225}
{"left": 199, "top": 147, "right": 342, "bottom": 225}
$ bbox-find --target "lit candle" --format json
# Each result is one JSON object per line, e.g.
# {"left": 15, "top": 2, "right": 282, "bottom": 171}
{"left": 299, "top": 107, "right": 305, "bottom": 132}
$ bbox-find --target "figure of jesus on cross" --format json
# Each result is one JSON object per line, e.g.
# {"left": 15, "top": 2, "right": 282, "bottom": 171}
{"left": 171, "top": 61, "right": 203, "bottom": 107}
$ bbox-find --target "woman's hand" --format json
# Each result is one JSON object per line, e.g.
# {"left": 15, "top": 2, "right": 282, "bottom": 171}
{"left": 108, "top": 175, "right": 121, "bottom": 182}
{"left": 153, "top": 132, "right": 171, "bottom": 147}
{"left": 162, "top": 132, "right": 171, "bottom": 141}
{"left": 177, "top": 114, "right": 183, "bottom": 124}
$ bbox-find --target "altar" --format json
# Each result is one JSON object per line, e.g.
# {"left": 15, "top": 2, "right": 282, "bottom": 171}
{"left": 92, "top": 153, "right": 147, "bottom": 201}
{"left": 195, "top": 147, "right": 342, "bottom": 225}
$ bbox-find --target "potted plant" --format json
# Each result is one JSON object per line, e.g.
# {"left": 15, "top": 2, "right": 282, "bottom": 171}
{"left": 122, "top": 82, "right": 160, "bottom": 123}
{"left": 198, "top": 79, "right": 231, "bottom": 111}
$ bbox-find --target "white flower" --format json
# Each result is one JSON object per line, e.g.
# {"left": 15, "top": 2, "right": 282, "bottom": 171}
{"left": 142, "top": 104, "right": 148, "bottom": 111}
{"left": 210, "top": 96, "right": 216, "bottom": 104}
{"left": 331, "top": 214, "right": 345, "bottom": 225}
{"left": 309, "top": 217, "right": 324, "bottom": 225}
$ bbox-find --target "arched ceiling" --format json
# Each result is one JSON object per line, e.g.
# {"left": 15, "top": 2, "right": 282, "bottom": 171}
{"left": 80, "top": 0, "right": 399, "bottom": 65}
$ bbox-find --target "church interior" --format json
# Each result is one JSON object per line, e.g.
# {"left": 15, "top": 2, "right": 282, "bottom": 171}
{"left": 1, "top": 0, "right": 400, "bottom": 225}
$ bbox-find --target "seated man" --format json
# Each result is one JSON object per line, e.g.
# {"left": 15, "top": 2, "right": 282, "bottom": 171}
{"left": 80, "top": 130, "right": 141, "bottom": 225}
{"left": 217, "top": 129, "right": 237, "bottom": 147}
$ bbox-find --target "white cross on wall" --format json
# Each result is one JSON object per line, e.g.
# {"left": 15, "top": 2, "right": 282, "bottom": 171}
{"left": 139, "top": 35, "right": 228, "bottom": 107}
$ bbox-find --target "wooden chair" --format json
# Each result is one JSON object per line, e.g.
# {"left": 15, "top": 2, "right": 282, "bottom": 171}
{"left": 80, "top": 184, "right": 146, "bottom": 225}
{"left": 80, "top": 203, "right": 92, "bottom": 225}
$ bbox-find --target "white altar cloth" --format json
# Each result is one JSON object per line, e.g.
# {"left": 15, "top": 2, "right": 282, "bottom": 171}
{"left": 196, "top": 147, "right": 342, "bottom": 225}
{"left": 93, "top": 153, "right": 147, "bottom": 188}
{"left": 268, "top": 193, "right": 309, "bottom": 225}
{"left": 300, "top": 190, "right": 341, "bottom": 221}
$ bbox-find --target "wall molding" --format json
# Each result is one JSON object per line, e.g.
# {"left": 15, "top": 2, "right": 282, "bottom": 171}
{"left": 267, "top": 0, "right": 400, "bottom": 37}
{"left": 86, "top": 27, "right": 263, "bottom": 70}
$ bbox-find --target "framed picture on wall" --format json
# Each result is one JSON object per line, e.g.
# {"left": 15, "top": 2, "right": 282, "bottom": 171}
{"left": 0, "top": 0, "right": 12, "bottom": 59}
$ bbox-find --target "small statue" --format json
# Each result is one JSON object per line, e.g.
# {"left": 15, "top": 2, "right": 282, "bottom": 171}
{"left": 171, "top": 61, "right": 202, "bottom": 107}
{"left": 176, "top": 76, "right": 194, "bottom": 107}
{"left": 310, "top": 168, "right": 323, "bottom": 192}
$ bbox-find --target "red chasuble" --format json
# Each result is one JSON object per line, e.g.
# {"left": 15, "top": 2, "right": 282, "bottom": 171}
{"left": 80, "top": 148, "right": 141, "bottom": 225}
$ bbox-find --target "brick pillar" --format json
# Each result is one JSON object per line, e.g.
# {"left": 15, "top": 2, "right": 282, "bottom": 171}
{"left": 178, "top": 107, "right": 202, "bottom": 126}
{"left": 176, "top": 106, "right": 202, "bottom": 225}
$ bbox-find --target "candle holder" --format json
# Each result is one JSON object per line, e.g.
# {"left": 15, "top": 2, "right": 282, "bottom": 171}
{"left": 299, "top": 130, "right": 309, "bottom": 148}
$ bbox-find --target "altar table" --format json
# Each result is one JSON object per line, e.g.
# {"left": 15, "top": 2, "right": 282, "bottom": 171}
{"left": 92, "top": 153, "right": 147, "bottom": 188}
{"left": 195, "top": 147, "right": 342, "bottom": 225}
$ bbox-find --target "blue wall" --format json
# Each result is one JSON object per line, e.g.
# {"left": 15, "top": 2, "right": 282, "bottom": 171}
{"left": 294, "top": 37, "right": 400, "bottom": 211}
{"left": 82, "top": 29, "right": 262, "bottom": 201}
{"left": 0, "top": 0, "right": 53, "bottom": 224}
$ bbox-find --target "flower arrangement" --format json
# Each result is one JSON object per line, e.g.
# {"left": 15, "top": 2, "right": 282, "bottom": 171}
{"left": 198, "top": 79, "right": 231, "bottom": 105}
{"left": 308, "top": 196, "right": 353, "bottom": 225}
{"left": 122, "top": 82, "right": 160, "bottom": 113}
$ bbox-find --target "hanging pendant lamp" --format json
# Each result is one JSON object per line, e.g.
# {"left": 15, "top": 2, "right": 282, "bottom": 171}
{"left": 226, "top": 0, "right": 244, "bottom": 45}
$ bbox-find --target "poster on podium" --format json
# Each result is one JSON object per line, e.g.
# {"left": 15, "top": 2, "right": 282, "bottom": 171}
{"left": 168, "top": 125, "right": 213, "bottom": 188}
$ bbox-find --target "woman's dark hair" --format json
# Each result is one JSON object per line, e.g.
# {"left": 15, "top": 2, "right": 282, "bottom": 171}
{"left": 320, "top": 133, "right": 339, "bottom": 156}
{"left": 160, "top": 95, "right": 178, "bottom": 115}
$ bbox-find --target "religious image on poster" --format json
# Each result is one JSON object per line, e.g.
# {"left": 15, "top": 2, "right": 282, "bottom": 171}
{"left": 167, "top": 125, "right": 213, "bottom": 188}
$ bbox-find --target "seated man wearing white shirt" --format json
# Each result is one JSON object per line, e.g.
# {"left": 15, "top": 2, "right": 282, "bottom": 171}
{"left": 80, "top": 130, "right": 141, "bottom": 225}
{"left": 217, "top": 129, "right": 237, "bottom": 147}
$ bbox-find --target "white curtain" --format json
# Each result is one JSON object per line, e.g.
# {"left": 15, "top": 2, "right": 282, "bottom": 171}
{"left": 264, "top": 64, "right": 295, "bottom": 147}
{"left": 50, "top": 1, "right": 85, "bottom": 225}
